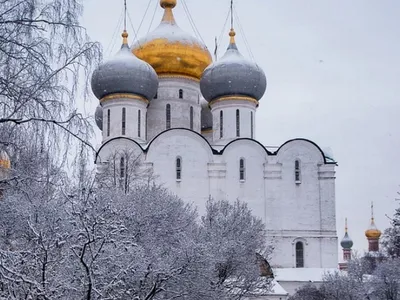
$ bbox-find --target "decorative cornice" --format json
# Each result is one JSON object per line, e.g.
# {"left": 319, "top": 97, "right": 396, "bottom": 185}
{"left": 100, "top": 93, "right": 149, "bottom": 104}
{"left": 209, "top": 95, "right": 259, "bottom": 107}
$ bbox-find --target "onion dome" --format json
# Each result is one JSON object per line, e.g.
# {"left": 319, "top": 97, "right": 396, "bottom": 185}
{"left": 95, "top": 105, "right": 103, "bottom": 130}
{"left": 201, "top": 100, "right": 212, "bottom": 130}
{"left": 132, "top": 0, "right": 212, "bottom": 81}
{"left": 200, "top": 29, "right": 267, "bottom": 102}
{"left": 0, "top": 150, "right": 11, "bottom": 169}
{"left": 341, "top": 219, "right": 353, "bottom": 249}
{"left": 91, "top": 31, "right": 158, "bottom": 101}
{"left": 365, "top": 218, "right": 382, "bottom": 239}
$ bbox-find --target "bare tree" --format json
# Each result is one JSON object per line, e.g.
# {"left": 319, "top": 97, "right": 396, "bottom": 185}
{"left": 0, "top": 0, "right": 101, "bottom": 154}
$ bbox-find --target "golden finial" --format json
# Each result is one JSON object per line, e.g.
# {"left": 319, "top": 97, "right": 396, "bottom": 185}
{"left": 345, "top": 218, "right": 348, "bottom": 233}
{"left": 160, "top": 0, "right": 176, "bottom": 24}
{"left": 229, "top": 28, "right": 236, "bottom": 44}
{"left": 160, "top": 0, "right": 176, "bottom": 8}
{"left": 229, "top": 0, "right": 236, "bottom": 45}
{"left": 122, "top": 30, "right": 128, "bottom": 45}
{"left": 122, "top": 30, "right": 129, "bottom": 45}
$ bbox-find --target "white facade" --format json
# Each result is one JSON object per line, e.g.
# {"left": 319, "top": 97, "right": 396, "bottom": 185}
{"left": 95, "top": 77, "right": 338, "bottom": 272}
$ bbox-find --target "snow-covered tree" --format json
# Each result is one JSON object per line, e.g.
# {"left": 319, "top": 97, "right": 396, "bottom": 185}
{"left": 290, "top": 258, "right": 400, "bottom": 300}
{"left": 0, "top": 0, "right": 101, "bottom": 156}
{"left": 382, "top": 201, "right": 400, "bottom": 259}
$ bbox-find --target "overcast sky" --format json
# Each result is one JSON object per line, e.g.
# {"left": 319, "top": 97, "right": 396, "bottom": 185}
{"left": 81, "top": 0, "right": 400, "bottom": 253}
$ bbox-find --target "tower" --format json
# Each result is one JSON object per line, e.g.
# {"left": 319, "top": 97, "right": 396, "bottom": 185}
{"left": 132, "top": 0, "right": 212, "bottom": 140}
{"left": 200, "top": 6, "right": 266, "bottom": 144}
{"left": 339, "top": 218, "right": 353, "bottom": 270}
{"left": 91, "top": 30, "right": 158, "bottom": 144}
{"left": 365, "top": 202, "right": 382, "bottom": 252}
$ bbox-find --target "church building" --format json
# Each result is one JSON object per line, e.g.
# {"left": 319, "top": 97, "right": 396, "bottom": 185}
{"left": 91, "top": 0, "right": 338, "bottom": 296}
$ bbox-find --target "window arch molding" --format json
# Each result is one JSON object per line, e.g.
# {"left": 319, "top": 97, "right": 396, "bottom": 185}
{"left": 292, "top": 237, "right": 308, "bottom": 268}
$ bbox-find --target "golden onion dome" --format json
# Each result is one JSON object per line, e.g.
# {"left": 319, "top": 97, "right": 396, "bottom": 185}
{"left": 132, "top": 0, "right": 212, "bottom": 81}
{"left": 0, "top": 150, "right": 11, "bottom": 169}
{"left": 365, "top": 218, "right": 382, "bottom": 239}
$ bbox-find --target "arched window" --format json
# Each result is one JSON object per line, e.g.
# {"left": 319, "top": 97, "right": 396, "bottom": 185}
{"left": 236, "top": 109, "right": 240, "bottom": 137}
{"left": 239, "top": 158, "right": 245, "bottom": 181}
{"left": 219, "top": 110, "right": 223, "bottom": 139}
{"left": 295, "top": 160, "right": 301, "bottom": 183}
{"left": 138, "top": 110, "right": 141, "bottom": 137}
{"left": 120, "top": 156, "right": 125, "bottom": 179}
{"left": 166, "top": 104, "right": 171, "bottom": 129}
{"left": 122, "top": 108, "right": 126, "bottom": 135}
{"left": 190, "top": 106, "right": 194, "bottom": 130}
{"left": 179, "top": 89, "right": 183, "bottom": 99}
{"left": 296, "top": 242, "right": 304, "bottom": 268}
{"left": 250, "top": 111, "right": 254, "bottom": 139}
{"left": 154, "top": 92, "right": 158, "bottom": 99}
{"left": 176, "top": 157, "right": 182, "bottom": 180}
{"left": 107, "top": 109, "right": 111, "bottom": 137}
{"left": 145, "top": 111, "right": 148, "bottom": 140}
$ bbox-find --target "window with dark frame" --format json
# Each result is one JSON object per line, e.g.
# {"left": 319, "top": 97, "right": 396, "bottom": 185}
{"left": 295, "top": 160, "right": 301, "bottom": 182}
{"left": 236, "top": 109, "right": 240, "bottom": 137}
{"left": 138, "top": 110, "right": 141, "bottom": 137}
{"left": 190, "top": 106, "right": 194, "bottom": 130}
{"left": 107, "top": 109, "right": 111, "bottom": 137}
{"left": 296, "top": 242, "right": 304, "bottom": 268}
{"left": 179, "top": 89, "right": 183, "bottom": 99}
{"left": 220, "top": 110, "right": 223, "bottom": 139}
{"left": 122, "top": 108, "right": 126, "bottom": 135}
{"left": 166, "top": 104, "right": 171, "bottom": 129}
{"left": 176, "top": 157, "right": 182, "bottom": 180}
{"left": 239, "top": 158, "right": 245, "bottom": 181}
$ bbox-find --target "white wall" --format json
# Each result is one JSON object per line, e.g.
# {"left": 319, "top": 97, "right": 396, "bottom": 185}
{"left": 147, "top": 77, "right": 202, "bottom": 141}
{"left": 211, "top": 98, "right": 257, "bottom": 144}
{"left": 101, "top": 98, "right": 147, "bottom": 144}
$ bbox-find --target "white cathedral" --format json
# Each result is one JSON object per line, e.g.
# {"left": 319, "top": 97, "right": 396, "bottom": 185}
{"left": 91, "top": 0, "right": 338, "bottom": 297}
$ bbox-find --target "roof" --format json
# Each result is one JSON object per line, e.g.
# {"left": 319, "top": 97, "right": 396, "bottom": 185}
{"left": 274, "top": 268, "right": 338, "bottom": 282}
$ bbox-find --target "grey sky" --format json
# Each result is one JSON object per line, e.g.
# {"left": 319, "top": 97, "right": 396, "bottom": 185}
{"left": 81, "top": 0, "right": 400, "bottom": 253}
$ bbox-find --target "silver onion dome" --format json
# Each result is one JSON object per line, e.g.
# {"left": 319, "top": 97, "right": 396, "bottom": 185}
{"left": 91, "top": 31, "right": 158, "bottom": 101}
{"left": 95, "top": 105, "right": 103, "bottom": 130}
{"left": 200, "top": 29, "right": 266, "bottom": 102}
{"left": 341, "top": 232, "right": 353, "bottom": 249}
{"left": 201, "top": 100, "right": 212, "bottom": 130}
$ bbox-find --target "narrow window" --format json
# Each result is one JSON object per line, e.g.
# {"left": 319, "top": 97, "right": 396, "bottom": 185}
{"left": 190, "top": 106, "right": 194, "bottom": 130}
{"left": 107, "top": 109, "right": 111, "bottom": 137}
{"left": 296, "top": 242, "right": 304, "bottom": 268}
{"left": 154, "top": 92, "right": 158, "bottom": 99}
{"left": 166, "top": 104, "right": 171, "bottom": 129}
{"left": 239, "top": 158, "right": 245, "bottom": 181}
{"left": 145, "top": 111, "right": 148, "bottom": 140}
{"left": 251, "top": 111, "right": 254, "bottom": 139}
{"left": 236, "top": 109, "right": 240, "bottom": 137}
{"left": 176, "top": 157, "right": 182, "bottom": 180}
{"left": 122, "top": 108, "right": 126, "bottom": 135}
{"left": 120, "top": 156, "right": 125, "bottom": 179}
{"left": 295, "top": 160, "right": 301, "bottom": 183}
{"left": 219, "top": 110, "right": 223, "bottom": 139}
{"left": 138, "top": 110, "right": 141, "bottom": 137}
{"left": 179, "top": 89, "right": 183, "bottom": 99}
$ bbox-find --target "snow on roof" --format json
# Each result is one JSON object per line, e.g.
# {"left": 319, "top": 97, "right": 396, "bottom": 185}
{"left": 269, "top": 279, "right": 289, "bottom": 295}
{"left": 274, "top": 268, "right": 338, "bottom": 282}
